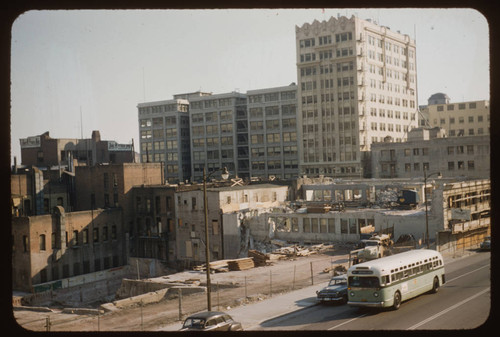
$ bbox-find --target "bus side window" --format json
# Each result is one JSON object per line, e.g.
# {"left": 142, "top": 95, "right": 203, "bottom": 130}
{"left": 382, "top": 275, "right": 390, "bottom": 285}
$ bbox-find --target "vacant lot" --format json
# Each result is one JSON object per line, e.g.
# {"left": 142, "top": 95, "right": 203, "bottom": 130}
{"left": 13, "top": 247, "right": 352, "bottom": 332}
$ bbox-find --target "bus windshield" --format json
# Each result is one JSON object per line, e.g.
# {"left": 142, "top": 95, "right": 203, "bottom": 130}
{"left": 349, "top": 276, "right": 380, "bottom": 288}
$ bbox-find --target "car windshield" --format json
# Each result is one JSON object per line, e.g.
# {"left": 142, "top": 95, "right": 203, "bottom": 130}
{"left": 365, "top": 241, "right": 378, "bottom": 246}
{"left": 329, "top": 278, "right": 346, "bottom": 286}
{"left": 348, "top": 276, "right": 380, "bottom": 288}
{"left": 183, "top": 318, "right": 205, "bottom": 329}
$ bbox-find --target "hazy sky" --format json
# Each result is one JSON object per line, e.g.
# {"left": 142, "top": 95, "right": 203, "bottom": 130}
{"left": 10, "top": 8, "right": 489, "bottom": 164}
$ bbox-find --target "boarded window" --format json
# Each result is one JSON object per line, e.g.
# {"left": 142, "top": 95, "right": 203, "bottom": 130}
{"left": 185, "top": 241, "right": 193, "bottom": 257}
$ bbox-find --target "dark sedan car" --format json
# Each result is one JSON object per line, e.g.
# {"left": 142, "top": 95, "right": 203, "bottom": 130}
{"left": 480, "top": 236, "right": 491, "bottom": 251}
{"left": 316, "top": 274, "right": 348, "bottom": 304}
{"left": 180, "top": 311, "right": 243, "bottom": 331}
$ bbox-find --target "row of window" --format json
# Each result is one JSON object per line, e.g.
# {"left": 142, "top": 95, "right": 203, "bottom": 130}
{"left": 249, "top": 132, "right": 297, "bottom": 144}
{"left": 270, "top": 216, "right": 372, "bottom": 234}
{"left": 303, "top": 166, "right": 358, "bottom": 175}
{"left": 367, "top": 49, "right": 414, "bottom": 69}
{"left": 189, "top": 97, "right": 242, "bottom": 110}
{"left": 251, "top": 145, "right": 298, "bottom": 157}
{"left": 24, "top": 226, "right": 118, "bottom": 253}
{"left": 436, "top": 102, "right": 478, "bottom": 111}
{"left": 302, "top": 151, "right": 358, "bottom": 163}
{"left": 434, "top": 114, "right": 488, "bottom": 124}
{"left": 247, "top": 91, "right": 296, "bottom": 103}
{"left": 138, "top": 104, "right": 187, "bottom": 116}
{"left": 251, "top": 160, "right": 298, "bottom": 170}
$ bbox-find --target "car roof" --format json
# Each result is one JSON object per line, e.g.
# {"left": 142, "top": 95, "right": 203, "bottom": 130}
{"left": 185, "top": 311, "right": 228, "bottom": 319}
{"left": 332, "top": 274, "right": 347, "bottom": 280}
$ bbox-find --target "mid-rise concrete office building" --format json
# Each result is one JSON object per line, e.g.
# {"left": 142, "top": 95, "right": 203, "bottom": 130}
{"left": 296, "top": 15, "right": 418, "bottom": 178}
{"left": 189, "top": 91, "right": 248, "bottom": 181}
{"left": 137, "top": 98, "right": 191, "bottom": 183}
{"left": 247, "top": 84, "right": 300, "bottom": 179}
{"left": 420, "top": 96, "right": 490, "bottom": 137}
{"left": 370, "top": 127, "right": 490, "bottom": 179}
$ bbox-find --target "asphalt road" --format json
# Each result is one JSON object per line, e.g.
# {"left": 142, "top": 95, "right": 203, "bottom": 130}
{"left": 256, "top": 251, "right": 491, "bottom": 330}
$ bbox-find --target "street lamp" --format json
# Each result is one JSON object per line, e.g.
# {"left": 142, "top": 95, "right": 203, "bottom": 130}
{"left": 424, "top": 168, "right": 442, "bottom": 249}
{"left": 203, "top": 166, "right": 229, "bottom": 311}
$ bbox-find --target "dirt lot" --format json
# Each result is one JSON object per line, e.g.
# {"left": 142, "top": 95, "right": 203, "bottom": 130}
{"left": 13, "top": 247, "right": 352, "bottom": 332}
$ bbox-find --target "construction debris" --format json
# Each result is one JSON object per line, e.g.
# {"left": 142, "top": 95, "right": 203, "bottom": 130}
{"left": 194, "top": 241, "right": 336, "bottom": 273}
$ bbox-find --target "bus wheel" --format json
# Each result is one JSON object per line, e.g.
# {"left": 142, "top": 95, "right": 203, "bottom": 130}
{"left": 392, "top": 291, "right": 401, "bottom": 310}
{"left": 431, "top": 277, "right": 440, "bottom": 293}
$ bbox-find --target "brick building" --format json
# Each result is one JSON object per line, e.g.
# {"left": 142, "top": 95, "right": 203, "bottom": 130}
{"left": 130, "top": 185, "right": 177, "bottom": 264}
{"left": 19, "top": 130, "right": 135, "bottom": 168}
{"left": 74, "top": 162, "right": 163, "bottom": 212}
{"left": 11, "top": 166, "right": 74, "bottom": 216}
{"left": 12, "top": 206, "right": 126, "bottom": 292}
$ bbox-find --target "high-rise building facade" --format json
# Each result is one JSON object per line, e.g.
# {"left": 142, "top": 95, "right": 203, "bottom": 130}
{"left": 137, "top": 98, "right": 191, "bottom": 183}
{"left": 296, "top": 15, "right": 418, "bottom": 178}
{"left": 247, "top": 84, "right": 300, "bottom": 179}
{"left": 188, "top": 91, "right": 248, "bottom": 181}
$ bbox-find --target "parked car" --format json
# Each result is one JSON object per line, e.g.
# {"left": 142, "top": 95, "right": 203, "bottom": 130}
{"left": 480, "top": 236, "right": 491, "bottom": 251}
{"left": 180, "top": 311, "right": 243, "bottom": 331}
{"left": 316, "top": 274, "right": 348, "bottom": 304}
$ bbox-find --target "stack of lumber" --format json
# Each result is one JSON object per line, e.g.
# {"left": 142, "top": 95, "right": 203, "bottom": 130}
{"left": 248, "top": 250, "right": 268, "bottom": 266}
{"left": 193, "top": 260, "right": 230, "bottom": 273}
{"left": 227, "top": 257, "right": 255, "bottom": 271}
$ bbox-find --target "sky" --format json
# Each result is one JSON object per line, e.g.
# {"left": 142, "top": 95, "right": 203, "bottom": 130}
{"left": 10, "top": 8, "right": 490, "bottom": 165}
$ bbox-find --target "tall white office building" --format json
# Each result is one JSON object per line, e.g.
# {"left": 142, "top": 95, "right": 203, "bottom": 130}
{"left": 296, "top": 15, "right": 418, "bottom": 177}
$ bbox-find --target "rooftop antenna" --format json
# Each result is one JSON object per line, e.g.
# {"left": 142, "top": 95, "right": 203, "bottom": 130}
{"left": 142, "top": 67, "right": 146, "bottom": 102}
{"left": 80, "top": 106, "right": 83, "bottom": 139}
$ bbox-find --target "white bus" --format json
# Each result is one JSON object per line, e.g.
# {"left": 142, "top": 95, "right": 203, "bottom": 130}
{"left": 347, "top": 249, "right": 445, "bottom": 310}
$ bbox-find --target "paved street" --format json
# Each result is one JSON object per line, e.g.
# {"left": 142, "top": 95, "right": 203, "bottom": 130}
{"left": 161, "top": 251, "right": 490, "bottom": 331}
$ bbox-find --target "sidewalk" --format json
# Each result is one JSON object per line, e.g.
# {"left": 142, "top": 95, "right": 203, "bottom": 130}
{"left": 159, "top": 279, "right": 329, "bottom": 331}
{"left": 159, "top": 251, "right": 473, "bottom": 331}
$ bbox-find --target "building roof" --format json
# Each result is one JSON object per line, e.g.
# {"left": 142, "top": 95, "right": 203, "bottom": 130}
{"left": 207, "top": 183, "right": 288, "bottom": 192}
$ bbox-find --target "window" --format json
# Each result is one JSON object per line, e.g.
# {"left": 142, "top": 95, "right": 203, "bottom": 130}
{"left": 448, "top": 162, "right": 455, "bottom": 170}
{"left": 73, "top": 230, "right": 79, "bottom": 246}
{"left": 93, "top": 228, "right": 99, "bottom": 243}
{"left": 51, "top": 232, "right": 57, "bottom": 249}
{"left": 39, "top": 234, "right": 46, "bottom": 251}
{"left": 103, "top": 227, "right": 108, "bottom": 241}
{"left": 207, "top": 220, "right": 217, "bottom": 236}
{"left": 303, "top": 218, "right": 311, "bottom": 232}
{"left": 340, "top": 219, "right": 348, "bottom": 234}
{"left": 111, "top": 225, "right": 117, "bottom": 240}
{"left": 83, "top": 229, "right": 89, "bottom": 244}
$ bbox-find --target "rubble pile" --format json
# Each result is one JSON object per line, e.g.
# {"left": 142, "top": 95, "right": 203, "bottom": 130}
{"left": 194, "top": 240, "right": 336, "bottom": 273}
